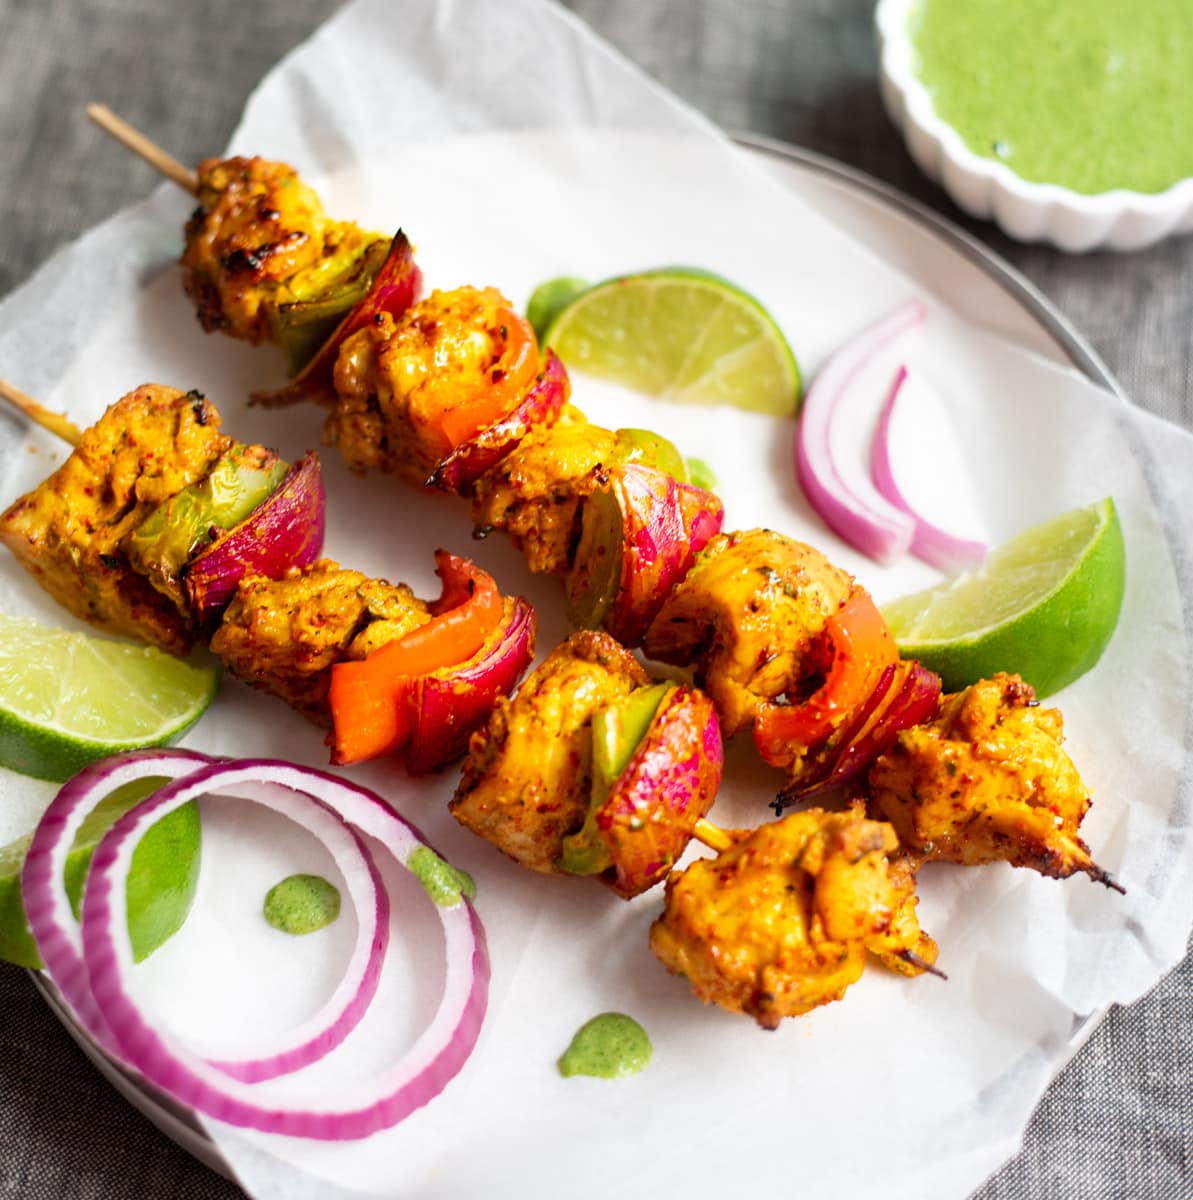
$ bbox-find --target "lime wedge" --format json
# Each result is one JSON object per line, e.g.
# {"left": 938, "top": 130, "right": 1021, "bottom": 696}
{"left": 541, "top": 268, "right": 801, "bottom": 415}
{"left": 882, "top": 498, "right": 1126, "bottom": 697}
{"left": 0, "top": 615, "right": 220, "bottom": 783}
{"left": 526, "top": 275, "right": 590, "bottom": 342}
{"left": 0, "top": 776, "right": 202, "bottom": 968}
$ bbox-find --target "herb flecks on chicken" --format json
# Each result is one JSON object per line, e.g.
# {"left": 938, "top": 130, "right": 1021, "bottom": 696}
{"left": 643, "top": 529, "right": 854, "bottom": 737}
{"left": 650, "top": 804, "right": 938, "bottom": 1029}
{"left": 210, "top": 559, "right": 431, "bottom": 725}
{"left": 867, "top": 672, "right": 1119, "bottom": 888}
{"left": 0, "top": 385, "right": 231, "bottom": 654}
{"left": 450, "top": 631, "right": 648, "bottom": 874}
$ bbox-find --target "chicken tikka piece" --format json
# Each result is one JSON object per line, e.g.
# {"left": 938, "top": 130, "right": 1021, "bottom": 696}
{"left": 327, "top": 286, "right": 557, "bottom": 488}
{"left": 867, "top": 672, "right": 1120, "bottom": 889}
{"left": 211, "top": 558, "right": 430, "bottom": 725}
{"left": 643, "top": 529, "right": 854, "bottom": 737}
{"left": 650, "top": 804, "right": 939, "bottom": 1029}
{"left": 450, "top": 630, "right": 648, "bottom": 874}
{"left": 182, "top": 156, "right": 386, "bottom": 345}
{"left": 468, "top": 409, "right": 617, "bottom": 576}
{"left": 0, "top": 384, "right": 231, "bottom": 654}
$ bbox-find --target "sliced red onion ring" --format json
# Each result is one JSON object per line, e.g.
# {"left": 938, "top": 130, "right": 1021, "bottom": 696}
{"left": 869, "top": 365, "right": 987, "bottom": 572}
{"left": 22, "top": 750, "right": 389, "bottom": 1085}
{"left": 79, "top": 759, "right": 488, "bottom": 1139}
{"left": 21, "top": 748, "right": 215, "bottom": 1053}
{"left": 795, "top": 300, "right": 926, "bottom": 564}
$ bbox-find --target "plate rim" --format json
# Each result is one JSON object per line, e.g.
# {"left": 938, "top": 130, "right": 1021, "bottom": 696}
{"left": 26, "top": 134, "right": 1131, "bottom": 1192}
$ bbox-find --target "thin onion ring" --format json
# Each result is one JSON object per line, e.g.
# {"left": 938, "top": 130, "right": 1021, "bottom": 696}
{"left": 77, "top": 758, "right": 488, "bottom": 1139}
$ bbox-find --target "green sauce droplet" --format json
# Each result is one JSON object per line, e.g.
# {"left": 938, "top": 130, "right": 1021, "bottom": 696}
{"left": 263, "top": 873, "right": 341, "bottom": 935}
{"left": 408, "top": 846, "right": 476, "bottom": 907}
{"left": 558, "top": 1012, "right": 652, "bottom": 1079}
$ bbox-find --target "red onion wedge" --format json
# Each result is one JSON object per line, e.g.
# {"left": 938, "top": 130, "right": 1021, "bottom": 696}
{"left": 253, "top": 231, "right": 423, "bottom": 408}
{"left": 869, "top": 365, "right": 987, "bottom": 572}
{"left": 598, "top": 686, "right": 723, "bottom": 899}
{"left": 26, "top": 755, "right": 489, "bottom": 1139}
{"left": 795, "top": 300, "right": 926, "bottom": 564}
{"left": 405, "top": 596, "right": 536, "bottom": 774}
{"left": 567, "top": 465, "right": 724, "bottom": 648}
{"left": 427, "top": 350, "right": 570, "bottom": 495}
{"left": 186, "top": 452, "right": 327, "bottom": 630}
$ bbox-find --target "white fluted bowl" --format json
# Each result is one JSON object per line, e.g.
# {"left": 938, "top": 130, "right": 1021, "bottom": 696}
{"left": 875, "top": 0, "right": 1193, "bottom": 252}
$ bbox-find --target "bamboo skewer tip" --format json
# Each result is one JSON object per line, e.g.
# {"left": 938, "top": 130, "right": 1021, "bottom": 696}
{"left": 0, "top": 378, "right": 80, "bottom": 446}
{"left": 86, "top": 103, "right": 198, "bottom": 196}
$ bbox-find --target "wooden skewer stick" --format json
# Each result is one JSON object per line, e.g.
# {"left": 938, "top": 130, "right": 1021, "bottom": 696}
{"left": 0, "top": 378, "right": 80, "bottom": 446}
{"left": 693, "top": 818, "right": 734, "bottom": 853}
{"left": 86, "top": 103, "right": 198, "bottom": 196}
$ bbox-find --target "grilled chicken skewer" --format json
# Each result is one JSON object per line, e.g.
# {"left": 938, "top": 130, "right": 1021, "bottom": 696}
{"left": 87, "top": 113, "right": 1121, "bottom": 895}
{"left": 451, "top": 630, "right": 942, "bottom": 1028}
{"left": 0, "top": 382, "right": 534, "bottom": 770}
{"left": 88, "top": 109, "right": 728, "bottom": 647}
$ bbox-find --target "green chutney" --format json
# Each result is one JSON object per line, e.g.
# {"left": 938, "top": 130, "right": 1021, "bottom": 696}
{"left": 911, "top": 0, "right": 1193, "bottom": 195}
{"left": 557, "top": 1012, "right": 652, "bottom": 1079}
{"left": 263, "top": 873, "right": 341, "bottom": 935}
{"left": 407, "top": 846, "right": 476, "bottom": 908}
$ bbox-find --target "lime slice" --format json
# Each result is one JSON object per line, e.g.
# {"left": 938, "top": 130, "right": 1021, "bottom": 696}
{"left": 525, "top": 275, "right": 590, "bottom": 342}
{"left": 882, "top": 498, "right": 1126, "bottom": 698}
{"left": 0, "top": 615, "right": 220, "bottom": 783}
{"left": 541, "top": 268, "right": 801, "bottom": 415}
{"left": 0, "top": 776, "right": 201, "bottom": 968}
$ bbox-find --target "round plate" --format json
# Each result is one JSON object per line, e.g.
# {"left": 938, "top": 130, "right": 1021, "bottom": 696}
{"left": 30, "top": 137, "right": 1126, "bottom": 1189}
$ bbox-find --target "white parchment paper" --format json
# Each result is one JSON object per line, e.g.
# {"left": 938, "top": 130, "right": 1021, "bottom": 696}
{"left": 1, "top": 1, "right": 1192, "bottom": 1197}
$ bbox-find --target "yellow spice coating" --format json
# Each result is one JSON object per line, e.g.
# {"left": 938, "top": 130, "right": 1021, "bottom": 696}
{"left": 867, "top": 672, "right": 1101, "bottom": 882}
{"left": 181, "top": 156, "right": 382, "bottom": 345}
{"left": 650, "top": 805, "right": 938, "bottom": 1029}
{"left": 327, "top": 287, "right": 521, "bottom": 486}
{"left": 643, "top": 529, "right": 854, "bottom": 737}
{"left": 0, "top": 385, "right": 230, "bottom": 654}
{"left": 210, "top": 558, "right": 430, "bottom": 724}
{"left": 451, "top": 630, "right": 647, "bottom": 874}
{"left": 468, "top": 408, "right": 618, "bottom": 576}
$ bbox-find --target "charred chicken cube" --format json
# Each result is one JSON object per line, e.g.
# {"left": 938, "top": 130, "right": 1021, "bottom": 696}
{"left": 327, "top": 287, "right": 541, "bottom": 487}
{"left": 650, "top": 804, "right": 939, "bottom": 1029}
{"left": 210, "top": 559, "right": 430, "bottom": 724}
{"left": 643, "top": 529, "right": 854, "bottom": 737}
{"left": 450, "top": 630, "right": 648, "bottom": 874}
{"left": 182, "top": 155, "right": 385, "bottom": 346}
{"left": 0, "top": 385, "right": 231, "bottom": 654}
{"left": 867, "top": 672, "right": 1114, "bottom": 886}
{"left": 468, "top": 410, "right": 619, "bottom": 576}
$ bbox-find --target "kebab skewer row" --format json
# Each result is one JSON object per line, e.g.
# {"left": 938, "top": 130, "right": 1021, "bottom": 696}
{"left": 89, "top": 113, "right": 1130, "bottom": 884}
{"left": 88, "top": 110, "right": 931, "bottom": 796}
{"left": 0, "top": 382, "right": 535, "bottom": 774}
{"left": 88, "top": 108, "right": 730, "bottom": 649}
{"left": 450, "top": 629, "right": 943, "bottom": 1029}
{"left": 451, "top": 616, "right": 1120, "bottom": 1026}
{"left": 88, "top": 115, "right": 942, "bottom": 801}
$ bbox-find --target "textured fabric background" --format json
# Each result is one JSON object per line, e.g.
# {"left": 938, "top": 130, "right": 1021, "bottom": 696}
{"left": 0, "top": 0, "right": 1189, "bottom": 1196}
